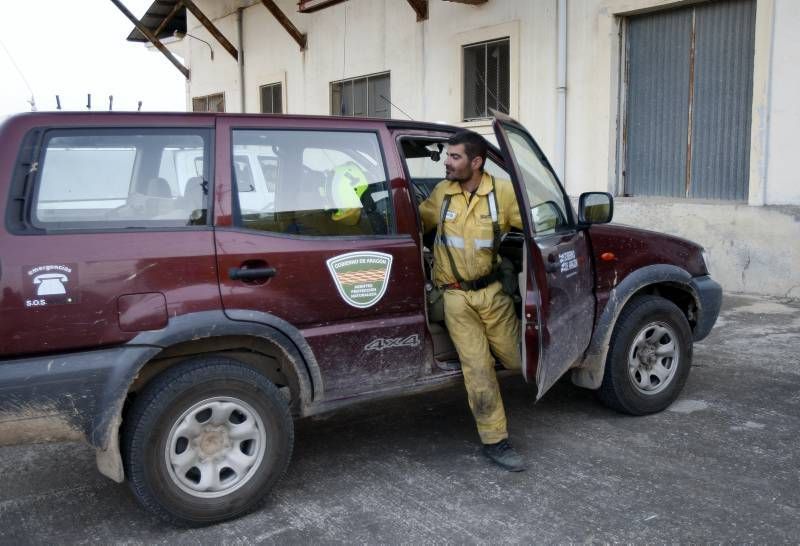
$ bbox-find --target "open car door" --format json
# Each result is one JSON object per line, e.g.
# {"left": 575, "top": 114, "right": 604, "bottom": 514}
{"left": 493, "top": 113, "right": 596, "bottom": 400}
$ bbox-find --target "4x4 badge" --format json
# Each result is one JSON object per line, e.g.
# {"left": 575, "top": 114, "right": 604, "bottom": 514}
{"left": 326, "top": 251, "right": 393, "bottom": 308}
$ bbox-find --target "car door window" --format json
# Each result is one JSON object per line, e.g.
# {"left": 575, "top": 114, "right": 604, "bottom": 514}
{"left": 33, "top": 129, "right": 210, "bottom": 230}
{"left": 504, "top": 127, "right": 571, "bottom": 235}
{"left": 232, "top": 130, "right": 392, "bottom": 236}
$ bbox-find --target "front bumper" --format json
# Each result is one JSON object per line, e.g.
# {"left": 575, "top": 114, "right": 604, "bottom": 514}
{"left": 690, "top": 275, "right": 723, "bottom": 341}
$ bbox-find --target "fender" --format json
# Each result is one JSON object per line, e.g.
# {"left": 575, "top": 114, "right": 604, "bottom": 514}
{"left": 571, "top": 264, "right": 699, "bottom": 390}
{"left": 0, "top": 310, "right": 324, "bottom": 483}
{"left": 93, "top": 310, "right": 323, "bottom": 480}
{"left": 223, "top": 309, "right": 324, "bottom": 402}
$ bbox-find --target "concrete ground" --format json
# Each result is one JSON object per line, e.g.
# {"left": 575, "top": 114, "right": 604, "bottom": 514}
{"left": 0, "top": 293, "right": 798, "bottom": 544}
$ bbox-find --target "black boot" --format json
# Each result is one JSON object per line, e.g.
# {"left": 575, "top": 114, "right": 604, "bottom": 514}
{"left": 482, "top": 439, "right": 526, "bottom": 472}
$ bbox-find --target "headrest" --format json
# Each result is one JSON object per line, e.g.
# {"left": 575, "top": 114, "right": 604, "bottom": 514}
{"left": 183, "top": 177, "right": 207, "bottom": 210}
{"left": 146, "top": 177, "right": 172, "bottom": 198}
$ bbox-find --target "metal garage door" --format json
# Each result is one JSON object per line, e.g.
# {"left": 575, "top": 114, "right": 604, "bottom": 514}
{"left": 623, "top": 0, "right": 756, "bottom": 200}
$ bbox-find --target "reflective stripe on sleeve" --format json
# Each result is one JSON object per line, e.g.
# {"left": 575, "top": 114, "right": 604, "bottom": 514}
{"left": 474, "top": 239, "right": 493, "bottom": 249}
{"left": 435, "top": 235, "right": 465, "bottom": 249}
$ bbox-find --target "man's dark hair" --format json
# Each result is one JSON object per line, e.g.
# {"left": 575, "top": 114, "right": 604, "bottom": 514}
{"left": 448, "top": 130, "right": 488, "bottom": 171}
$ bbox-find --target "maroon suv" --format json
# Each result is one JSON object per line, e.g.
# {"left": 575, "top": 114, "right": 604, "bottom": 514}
{"left": 0, "top": 111, "right": 721, "bottom": 525}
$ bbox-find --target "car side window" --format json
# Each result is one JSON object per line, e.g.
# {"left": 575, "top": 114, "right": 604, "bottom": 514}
{"left": 32, "top": 129, "right": 210, "bottom": 230}
{"left": 232, "top": 130, "right": 392, "bottom": 236}
{"left": 504, "top": 127, "right": 570, "bottom": 236}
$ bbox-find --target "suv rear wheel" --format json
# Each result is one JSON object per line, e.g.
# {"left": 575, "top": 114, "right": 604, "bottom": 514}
{"left": 122, "top": 356, "right": 293, "bottom": 526}
{"left": 598, "top": 295, "right": 692, "bottom": 415}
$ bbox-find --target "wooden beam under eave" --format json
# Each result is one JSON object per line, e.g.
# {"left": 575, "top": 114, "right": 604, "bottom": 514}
{"left": 298, "top": 0, "right": 348, "bottom": 13}
{"left": 154, "top": 0, "right": 185, "bottom": 38}
{"left": 109, "top": 0, "right": 190, "bottom": 79}
{"left": 406, "top": 0, "right": 428, "bottom": 21}
{"left": 261, "top": 0, "right": 307, "bottom": 50}
{"left": 182, "top": 0, "right": 239, "bottom": 61}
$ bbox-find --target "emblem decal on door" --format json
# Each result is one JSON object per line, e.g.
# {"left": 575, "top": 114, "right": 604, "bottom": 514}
{"left": 326, "top": 251, "right": 393, "bottom": 308}
{"left": 23, "top": 264, "right": 79, "bottom": 307}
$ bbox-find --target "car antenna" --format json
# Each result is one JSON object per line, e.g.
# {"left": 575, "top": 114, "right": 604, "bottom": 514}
{"left": 379, "top": 94, "right": 413, "bottom": 121}
{"left": 55, "top": 95, "right": 61, "bottom": 110}
{"left": 0, "top": 37, "right": 37, "bottom": 111}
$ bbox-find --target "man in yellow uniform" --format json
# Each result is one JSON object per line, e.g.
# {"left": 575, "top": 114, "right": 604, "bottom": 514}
{"left": 419, "top": 130, "right": 526, "bottom": 472}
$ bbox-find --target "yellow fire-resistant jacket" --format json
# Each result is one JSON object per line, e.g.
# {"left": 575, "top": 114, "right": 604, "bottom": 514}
{"left": 420, "top": 172, "right": 523, "bottom": 286}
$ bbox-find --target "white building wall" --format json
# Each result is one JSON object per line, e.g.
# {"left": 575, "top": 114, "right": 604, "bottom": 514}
{"left": 178, "top": 0, "right": 799, "bottom": 298}
{"left": 765, "top": 0, "right": 800, "bottom": 205}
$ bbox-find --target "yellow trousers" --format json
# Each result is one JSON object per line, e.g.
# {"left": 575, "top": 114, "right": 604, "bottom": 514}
{"left": 444, "top": 281, "right": 521, "bottom": 444}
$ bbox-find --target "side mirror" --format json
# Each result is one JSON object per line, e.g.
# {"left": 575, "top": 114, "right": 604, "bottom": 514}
{"left": 578, "top": 192, "right": 613, "bottom": 224}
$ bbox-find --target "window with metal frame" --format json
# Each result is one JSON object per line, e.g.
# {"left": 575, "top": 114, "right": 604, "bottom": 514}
{"left": 192, "top": 93, "right": 225, "bottom": 112}
{"left": 623, "top": 0, "right": 756, "bottom": 200}
{"left": 259, "top": 83, "right": 283, "bottom": 114}
{"left": 330, "top": 72, "right": 391, "bottom": 118}
{"left": 32, "top": 129, "right": 211, "bottom": 230}
{"left": 232, "top": 129, "right": 392, "bottom": 236}
{"left": 463, "top": 38, "right": 510, "bottom": 121}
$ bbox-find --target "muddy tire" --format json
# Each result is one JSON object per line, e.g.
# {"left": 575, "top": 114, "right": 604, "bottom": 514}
{"left": 598, "top": 295, "right": 692, "bottom": 415}
{"left": 122, "top": 356, "right": 293, "bottom": 526}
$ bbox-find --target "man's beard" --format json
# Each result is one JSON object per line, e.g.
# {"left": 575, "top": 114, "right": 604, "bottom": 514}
{"left": 445, "top": 168, "right": 471, "bottom": 183}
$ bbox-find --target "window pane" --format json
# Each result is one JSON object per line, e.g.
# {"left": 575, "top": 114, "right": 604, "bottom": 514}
{"left": 232, "top": 130, "right": 392, "bottom": 236}
{"left": 192, "top": 97, "right": 207, "bottom": 112}
{"left": 498, "top": 40, "right": 510, "bottom": 114}
{"left": 341, "top": 81, "right": 353, "bottom": 115}
{"left": 35, "top": 131, "right": 209, "bottom": 229}
{"left": 353, "top": 78, "right": 367, "bottom": 116}
{"left": 260, "top": 85, "right": 272, "bottom": 113}
{"left": 505, "top": 127, "right": 569, "bottom": 235}
{"left": 260, "top": 83, "right": 283, "bottom": 114}
{"left": 209, "top": 93, "right": 225, "bottom": 112}
{"left": 272, "top": 84, "right": 282, "bottom": 114}
{"left": 332, "top": 73, "right": 390, "bottom": 118}
{"left": 331, "top": 82, "right": 342, "bottom": 115}
{"left": 463, "top": 39, "right": 509, "bottom": 120}
{"left": 486, "top": 40, "right": 510, "bottom": 114}
{"left": 463, "top": 44, "right": 485, "bottom": 119}
{"left": 368, "top": 75, "right": 390, "bottom": 118}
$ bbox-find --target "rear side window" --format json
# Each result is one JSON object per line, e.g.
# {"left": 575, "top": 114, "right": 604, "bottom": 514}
{"left": 32, "top": 129, "right": 211, "bottom": 230}
{"left": 231, "top": 129, "right": 392, "bottom": 236}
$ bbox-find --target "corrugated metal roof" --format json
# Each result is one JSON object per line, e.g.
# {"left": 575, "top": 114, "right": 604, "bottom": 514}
{"left": 126, "top": 0, "right": 186, "bottom": 43}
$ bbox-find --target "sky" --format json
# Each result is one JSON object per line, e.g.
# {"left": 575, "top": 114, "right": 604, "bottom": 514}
{"left": 0, "top": 0, "right": 185, "bottom": 118}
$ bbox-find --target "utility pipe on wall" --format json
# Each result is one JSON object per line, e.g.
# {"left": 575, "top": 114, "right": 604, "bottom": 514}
{"left": 238, "top": 8, "right": 245, "bottom": 113}
{"left": 556, "top": 0, "right": 567, "bottom": 186}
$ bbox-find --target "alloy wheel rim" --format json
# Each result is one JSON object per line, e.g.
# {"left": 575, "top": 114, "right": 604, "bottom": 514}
{"left": 627, "top": 321, "right": 680, "bottom": 395}
{"left": 164, "top": 396, "right": 267, "bottom": 498}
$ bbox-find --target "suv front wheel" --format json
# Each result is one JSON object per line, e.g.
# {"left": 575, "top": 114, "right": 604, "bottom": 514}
{"left": 598, "top": 295, "right": 693, "bottom": 415}
{"left": 122, "top": 356, "right": 293, "bottom": 526}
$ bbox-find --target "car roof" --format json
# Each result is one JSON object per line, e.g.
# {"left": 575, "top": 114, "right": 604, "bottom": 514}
{"left": 4, "top": 111, "right": 463, "bottom": 133}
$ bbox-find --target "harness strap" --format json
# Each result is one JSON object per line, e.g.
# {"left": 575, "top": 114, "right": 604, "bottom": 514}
{"left": 435, "top": 175, "right": 504, "bottom": 291}
{"left": 438, "top": 194, "right": 466, "bottom": 285}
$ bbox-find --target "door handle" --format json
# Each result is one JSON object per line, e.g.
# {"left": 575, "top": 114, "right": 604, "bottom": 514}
{"left": 229, "top": 267, "right": 277, "bottom": 281}
{"left": 545, "top": 253, "right": 560, "bottom": 273}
